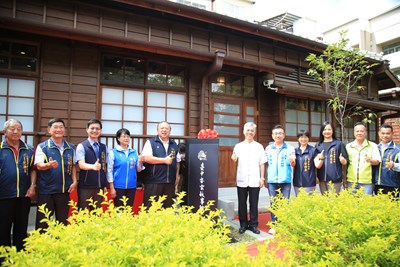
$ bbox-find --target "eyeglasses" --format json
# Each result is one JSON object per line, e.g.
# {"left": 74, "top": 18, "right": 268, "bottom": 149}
{"left": 89, "top": 127, "right": 101, "bottom": 131}
{"left": 273, "top": 132, "right": 284, "bottom": 136}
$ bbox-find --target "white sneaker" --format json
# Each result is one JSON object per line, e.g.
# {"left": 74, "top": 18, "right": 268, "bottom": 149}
{"left": 268, "top": 228, "right": 276, "bottom": 234}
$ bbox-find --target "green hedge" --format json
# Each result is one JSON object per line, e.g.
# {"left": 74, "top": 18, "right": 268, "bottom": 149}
{"left": 0, "top": 192, "right": 253, "bottom": 266}
{"left": 265, "top": 188, "right": 400, "bottom": 266}
{"left": 2, "top": 189, "right": 399, "bottom": 266}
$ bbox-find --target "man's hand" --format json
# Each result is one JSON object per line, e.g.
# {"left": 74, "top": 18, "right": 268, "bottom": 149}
{"left": 48, "top": 157, "right": 58, "bottom": 169}
{"left": 92, "top": 159, "right": 101, "bottom": 171}
{"left": 231, "top": 151, "right": 238, "bottom": 162}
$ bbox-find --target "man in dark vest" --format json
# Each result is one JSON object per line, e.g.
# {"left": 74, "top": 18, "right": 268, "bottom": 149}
{"left": 76, "top": 119, "right": 108, "bottom": 209}
{"left": 35, "top": 118, "right": 77, "bottom": 230}
{"left": 0, "top": 119, "right": 36, "bottom": 251}
{"left": 141, "top": 121, "right": 180, "bottom": 208}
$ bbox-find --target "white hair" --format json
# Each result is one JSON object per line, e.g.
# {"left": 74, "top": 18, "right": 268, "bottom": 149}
{"left": 243, "top": 122, "right": 256, "bottom": 131}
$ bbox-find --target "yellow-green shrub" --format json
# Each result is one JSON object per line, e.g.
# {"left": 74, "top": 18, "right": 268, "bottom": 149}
{"left": 0, "top": 192, "right": 253, "bottom": 266}
{"left": 267, "top": 188, "right": 400, "bottom": 266}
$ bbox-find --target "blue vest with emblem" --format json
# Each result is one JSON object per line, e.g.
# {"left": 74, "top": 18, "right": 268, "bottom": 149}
{"left": 0, "top": 140, "right": 35, "bottom": 199}
{"left": 78, "top": 139, "right": 108, "bottom": 189}
{"left": 373, "top": 141, "right": 400, "bottom": 188}
{"left": 143, "top": 136, "right": 178, "bottom": 184}
{"left": 38, "top": 138, "right": 75, "bottom": 194}
{"left": 112, "top": 147, "right": 139, "bottom": 189}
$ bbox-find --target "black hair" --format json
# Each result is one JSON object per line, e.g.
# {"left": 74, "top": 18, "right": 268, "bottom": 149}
{"left": 115, "top": 128, "right": 130, "bottom": 145}
{"left": 272, "top": 124, "right": 285, "bottom": 132}
{"left": 87, "top": 119, "right": 102, "bottom": 129}
{"left": 297, "top": 129, "right": 310, "bottom": 138}
{"left": 379, "top": 123, "right": 393, "bottom": 132}
{"left": 318, "top": 121, "right": 337, "bottom": 145}
{"left": 48, "top": 118, "right": 65, "bottom": 128}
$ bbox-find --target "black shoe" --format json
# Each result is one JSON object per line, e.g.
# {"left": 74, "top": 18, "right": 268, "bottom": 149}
{"left": 247, "top": 226, "right": 260, "bottom": 234}
{"left": 238, "top": 227, "right": 246, "bottom": 234}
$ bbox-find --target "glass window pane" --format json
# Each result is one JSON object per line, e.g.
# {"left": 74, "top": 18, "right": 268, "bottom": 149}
{"left": 298, "top": 99, "right": 308, "bottom": 110}
{"left": 246, "top": 106, "right": 254, "bottom": 115}
{"left": 214, "top": 125, "right": 239, "bottom": 135}
{"left": 285, "top": 97, "right": 297, "bottom": 109}
{"left": 0, "top": 78, "right": 7, "bottom": 95}
{"left": 0, "top": 116, "right": 5, "bottom": 128}
{"left": 124, "top": 122, "right": 143, "bottom": 135}
{"left": 246, "top": 117, "right": 254, "bottom": 124}
{"left": 124, "top": 90, "right": 144, "bottom": 105}
{"left": 211, "top": 82, "right": 225, "bottom": 93}
{"left": 9, "top": 98, "right": 34, "bottom": 115}
{"left": 311, "top": 112, "right": 321, "bottom": 124}
{"left": 213, "top": 114, "right": 239, "bottom": 124}
{"left": 11, "top": 58, "right": 36, "bottom": 71}
{"left": 147, "top": 123, "right": 158, "bottom": 135}
{"left": 103, "top": 88, "right": 123, "bottom": 104}
{"left": 167, "top": 109, "right": 184, "bottom": 123}
{"left": 167, "top": 65, "right": 185, "bottom": 87}
{"left": 148, "top": 92, "right": 166, "bottom": 106}
{"left": 311, "top": 125, "right": 320, "bottom": 137}
{"left": 286, "top": 123, "right": 297, "bottom": 136}
{"left": 219, "top": 137, "right": 239, "bottom": 146}
{"left": 102, "top": 121, "right": 122, "bottom": 135}
{"left": 214, "top": 103, "right": 240, "bottom": 114}
{"left": 167, "top": 94, "right": 185, "bottom": 108}
{"left": 285, "top": 110, "right": 297, "bottom": 123}
{"left": 0, "top": 97, "right": 6, "bottom": 113}
{"left": 243, "top": 86, "right": 254, "bottom": 97}
{"left": 9, "top": 79, "right": 35, "bottom": 97}
{"left": 147, "top": 107, "right": 165, "bottom": 122}
{"left": 13, "top": 116, "right": 33, "bottom": 132}
{"left": 102, "top": 105, "right": 122, "bottom": 120}
{"left": 124, "top": 106, "right": 143, "bottom": 121}
{"left": 171, "top": 124, "right": 184, "bottom": 136}
{"left": 298, "top": 111, "right": 309, "bottom": 123}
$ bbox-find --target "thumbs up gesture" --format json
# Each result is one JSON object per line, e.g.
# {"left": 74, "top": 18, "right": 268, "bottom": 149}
{"left": 339, "top": 153, "right": 346, "bottom": 165}
{"left": 365, "top": 154, "right": 372, "bottom": 164}
{"left": 48, "top": 157, "right": 58, "bottom": 169}
{"left": 386, "top": 157, "right": 394, "bottom": 170}
{"left": 318, "top": 150, "right": 325, "bottom": 161}
{"left": 92, "top": 159, "right": 101, "bottom": 171}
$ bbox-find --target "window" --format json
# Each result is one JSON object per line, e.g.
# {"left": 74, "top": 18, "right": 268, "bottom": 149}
{"left": 210, "top": 73, "right": 254, "bottom": 97}
{"left": 147, "top": 62, "right": 185, "bottom": 87}
{"left": 285, "top": 97, "right": 325, "bottom": 138}
{"left": 102, "top": 55, "right": 145, "bottom": 84}
{"left": 212, "top": 100, "right": 256, "bottom": 146}
{"left": 0, "top": 77, "right": 36, "bottom": 143}
{"left": 101, "top": 87, "right": 185, "bottom": 137}
{"left": 101, "top": 55, "right": 185, "bottom": 88}
{"left": 341, "top": 117, "right": 377, "bottom": 143}
{"left": 382, "top": 42, "right": 400, "bottom": 55}
{"left": 0, "top": 40, "right": 38, "bottom": 72}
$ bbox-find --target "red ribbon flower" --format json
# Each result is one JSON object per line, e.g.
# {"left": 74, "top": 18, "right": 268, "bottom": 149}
{"left": 197, "top": 129, "right": 219, "bottom": 139}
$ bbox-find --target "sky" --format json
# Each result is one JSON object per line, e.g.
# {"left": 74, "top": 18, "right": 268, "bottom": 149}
{"left": 253, "top": 0, "right": 400, "bottom": 33}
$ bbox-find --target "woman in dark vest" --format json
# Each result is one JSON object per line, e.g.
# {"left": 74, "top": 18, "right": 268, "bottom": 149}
{"left": 315, "top": 121, "right": 348, "bottom": 194}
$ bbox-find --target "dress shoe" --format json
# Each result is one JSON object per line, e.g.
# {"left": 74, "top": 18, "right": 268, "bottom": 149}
{"left": 238, "top": 227, "right": 246, "bottom": 234}
{"left": 247, "top": 226, "right": 260, "bottom": 234}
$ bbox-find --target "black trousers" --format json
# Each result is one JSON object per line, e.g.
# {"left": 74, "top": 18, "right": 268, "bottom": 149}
{"left": 78, "top": 188, "right": 104, "bottom": 210}
{"left": 144, "top": 183, "right": 175, "bottom": 209}
{"left": 35, "top": 193, "right": 70, "bottom": 231}
{"left": 237, "top": 186, "right": 260, "bottom": 228}
{"left": 114, "top": 188, "right": 136, "bottom": 207}
{"left": 0, "top": 197, "right": 31, "bottom": 251}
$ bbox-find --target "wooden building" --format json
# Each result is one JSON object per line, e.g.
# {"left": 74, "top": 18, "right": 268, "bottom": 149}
{"left": 1, "top": 0, "right": 399, "bottom": 187}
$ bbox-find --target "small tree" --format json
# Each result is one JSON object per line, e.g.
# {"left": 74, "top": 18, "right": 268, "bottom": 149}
{"left": 306, "top": 31, "right": 377, "bottom": 141}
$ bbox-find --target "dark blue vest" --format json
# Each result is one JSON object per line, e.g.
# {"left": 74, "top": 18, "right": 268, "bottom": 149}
{"left": 293, "top": 145, "right": 318, "bottom": 187}
{"left": 142, "top": 136, "right": 178, "bottom": 184}
{"left": 38, "top": 138, "right": 75, "bottom": 194}
{"left": 373, "top": 141, "right": 400, "bottom": 188}
{"left": 315, "top": 139, "right": 347, "bottom": 183}
{"left": 78, "top": 139, "right": 108, "bottom": 189}
{"left": 0, "top": 140, "right": 34, "bottom": 199}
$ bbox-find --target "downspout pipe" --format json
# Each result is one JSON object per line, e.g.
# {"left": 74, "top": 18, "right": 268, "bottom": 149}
{"left": 200, "top": 51, "right": 226, "bottom": 130}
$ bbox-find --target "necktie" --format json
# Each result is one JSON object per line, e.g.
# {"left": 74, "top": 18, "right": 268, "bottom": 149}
{"left": 93, "top": 142, "right": 100, "bottom": 158}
